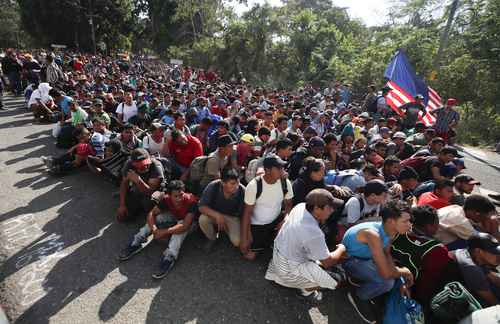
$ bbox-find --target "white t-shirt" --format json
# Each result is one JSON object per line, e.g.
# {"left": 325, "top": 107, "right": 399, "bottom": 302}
{"left": 143, "top": 134, "right": 165, "bottom": 155}
{"left": 274, "top": 203, "right": 330, "bottom": 263}
{"left": 244, "top": 177, "right": 294, "bottom": 225}
{"left": 341, "top": 195, "right": 381, "bottom": 225}
{"left": 116, "top": 102, "right": 138, "bottom": 123}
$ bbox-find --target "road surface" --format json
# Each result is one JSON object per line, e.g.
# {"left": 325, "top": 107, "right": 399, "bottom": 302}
{"left": 1, "top": 95, "right": 499, "bottom": 324}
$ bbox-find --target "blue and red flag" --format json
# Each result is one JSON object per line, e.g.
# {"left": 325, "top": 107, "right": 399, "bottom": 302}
{"left": 384, "top": 49, "right": 441, "bottom": 126}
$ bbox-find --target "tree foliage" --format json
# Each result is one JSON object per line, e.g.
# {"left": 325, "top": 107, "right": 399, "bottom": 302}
{"left": 17, "top": 0, "right": 134, "bottom": 51}
{"left": 11, "top": 0, "right": 500, "bottom": 143}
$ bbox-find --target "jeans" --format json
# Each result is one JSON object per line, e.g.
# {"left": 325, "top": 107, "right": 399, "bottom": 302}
{"left": 130, "top": 212, "right": 189, "bottom": 261}
{"left": 343, "top": 257, "right": 394, "bottom": 300}
{"left": 8, "top": 72, "right": 21, "bottom": 95}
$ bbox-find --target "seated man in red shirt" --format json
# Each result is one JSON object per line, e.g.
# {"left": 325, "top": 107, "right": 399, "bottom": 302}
{"left": 392, "top": 205, "right": 458, "bottom": 307}
{"left": 119, "top": 180, "right": 198, "bottom": 279}
{"left": 168, "top": 129, "right": 203, "bottom": 178}
{"left": 417, "top": 178, "right": 454, "bottom": 209}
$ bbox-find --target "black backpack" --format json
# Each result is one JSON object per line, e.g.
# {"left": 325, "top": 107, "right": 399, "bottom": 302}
{"left": 255, "top": 176, "right": 288, "bottom": 200}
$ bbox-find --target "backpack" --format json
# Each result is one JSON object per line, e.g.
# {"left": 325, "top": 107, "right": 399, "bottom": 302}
{"left": 255, "top": 176, "right": 288, "bottom": 201}
{"left": 324, "top": 169, "right": 359, "bottom": 186}
{"left": 401, "top": 156, "right": 428, "bottom": 172}
{"left": 187, "top": 155, "right": 210, "bottom": 194}
{"left": 430, "top": 282, "right": 482, "bottom": 322}
{"left": 367, "top": 95, "right": 382, "bottom": 114}
{"left": 155, "top": 157, "right": 174, "bottom": 187}
{"left": 384, "top": 278, "right": 425, "bottom": 324}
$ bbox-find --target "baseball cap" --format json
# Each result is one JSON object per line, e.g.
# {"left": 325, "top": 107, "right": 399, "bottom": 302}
{"left": 455, "top": 174, "right": 480, "bottom": 185}
{"left": 468, "top": 233, "right": 500, "bottom": 255}
{"left": 130, "top": 148, "right": 151, "bottom": 167}
{"left": 441, "top": 146, "right": 463, "bottom": 157}
{"left": 263, "top": 154, "right": 287, "bottom": 169}
{"left": 431, "top": 137, "right": 445, "bottom": 144}
{"left": 359, "top": 112, "right": 370, "bottom": 119}
{"left": 309, "top": 136, "right": 325, "bottom": 148}
{"left": 240, "top": 133, "right": 255, "bottom": 144}
{"left": 93, "top": 98, "right": 103, "bottom": 106}
{"left": 398, "top": 166, "right": 418, "bottom": 181}
{"left": 393, "top": 131, "right": 407, "bottom": 139}
{"left": 380, "top": 127, "right": 390, "bottom": 134}
{"left": 217, "top": 135, "right": 235, "bottom": 147}
{"left": 452, "top": 158, "right": 466, "bottom": 169}
{"left": 446, "top": 98, "right": 458, "bottom": 106}
{"left": 387, "top": 117, "right": 397, "bottom": 125}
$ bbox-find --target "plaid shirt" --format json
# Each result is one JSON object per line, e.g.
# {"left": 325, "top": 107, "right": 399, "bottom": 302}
{"left": 433, "top": 107, "right": 460, "bottom": 133}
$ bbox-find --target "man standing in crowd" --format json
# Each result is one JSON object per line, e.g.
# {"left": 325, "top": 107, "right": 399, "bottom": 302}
{"left": 240, "top": 155, "right": 294, "bottom": 260}
{"left": 1, "top": 49, "right": 22, "bottom": 96}
{"left": 431, "top": 98, "right": 460, "bottom": 143}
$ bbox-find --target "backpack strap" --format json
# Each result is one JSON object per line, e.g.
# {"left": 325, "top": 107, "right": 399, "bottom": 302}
{"left": 280, "top": 177, "right": 288, "bottom": 197}
{"left": 256, "top": 176, "right": 263, "bottom": 200}
{"left": 356, "top": 195, "right": 365, "bottom": 215}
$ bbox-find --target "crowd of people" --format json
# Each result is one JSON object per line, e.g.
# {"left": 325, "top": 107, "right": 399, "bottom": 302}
{"left": 1, "top": 48, "right": 500, "bottom": 323}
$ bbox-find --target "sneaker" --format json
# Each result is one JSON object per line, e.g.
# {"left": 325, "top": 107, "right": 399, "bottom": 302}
{"left": 298, "top": 289, "right": 323, "bottom": 304}
{"left": 118, "top": 244, "right": 142, "bottom": 261}
{"left": 152, "top": 257, "right": 175, "bottom": 279}
{"left": 202, "top": 239, "right": 217, "bottom": 253}
{"left": 41, "top": 156, "right": 54, "bottom": 169}
{"left": 347, "top": 291, "right": 377, "bottom": 324}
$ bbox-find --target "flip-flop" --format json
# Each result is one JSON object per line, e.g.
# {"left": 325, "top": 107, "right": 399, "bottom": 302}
{"left": 488, "top": 193, "right": 500, "bottom": 201}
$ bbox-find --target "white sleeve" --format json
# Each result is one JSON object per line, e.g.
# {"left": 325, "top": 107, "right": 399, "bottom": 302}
{"left": 143, "top": 135, "right": 150, "bottom": 150}
{"left": 244, "top": 179, "right": 257, "bottom": 206}
{"left": 345, "top": 197, "right": 362, "bottom": 224}
{"left": 115, "top": 103, "right": 123, "bottom": 115}
{"left": 285, "top": 179, "right": 294, "bottom": 200}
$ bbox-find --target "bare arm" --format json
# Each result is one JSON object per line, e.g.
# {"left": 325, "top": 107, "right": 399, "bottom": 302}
{"left": 320, "top": 244, "right": 347, "bottom": 269}
{"left": 240, "top": 203, "right": 254, "bottom": 253}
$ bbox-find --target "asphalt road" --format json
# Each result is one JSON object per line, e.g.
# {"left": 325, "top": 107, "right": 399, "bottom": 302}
{"left": 0, "top": 95, "right": 499, "bottom": 324}
{"left": 0, "top": 95, "right": 360, "bottom": 324}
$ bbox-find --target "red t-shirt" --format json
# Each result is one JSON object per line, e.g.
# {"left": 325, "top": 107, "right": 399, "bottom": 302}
{"left": 158, "top": 193, "right": 198, "bottom": 220}
{"left": 417, "top": 192, "right": 450, "bottom": 209}
{"left": 210, "top": 105, "right": 228, "bottom": 118}
{"left": 169, "top": 135, "right": 203, "bottom": 168}
{"left": 76, "top": 143, "right": 95, "bottom": 158}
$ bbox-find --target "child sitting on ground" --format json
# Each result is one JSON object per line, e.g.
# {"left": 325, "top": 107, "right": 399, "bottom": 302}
{"left": 43, "top": 128, "right": 96, "bottom": 174}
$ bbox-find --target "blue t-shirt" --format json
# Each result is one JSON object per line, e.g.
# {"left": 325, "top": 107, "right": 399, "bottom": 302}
{"left": 342, "top": 222, "right": 391, "bottom": 259}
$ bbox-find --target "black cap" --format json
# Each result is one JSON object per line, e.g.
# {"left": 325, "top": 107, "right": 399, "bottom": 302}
{"left": 309, "top": 136, "right": 325, "bottom": 148}
{"left": 441, "top": 146, "right": 463, "bottom": 158}
{"left": 217, "top": 135, "right": 234, "bottom": 147}
{"left": 130, "top": 148, "right": 150, "bottom": 162}
{"left": 364, "top": 179, "right": 388, "bottom": 194}
{"left": 455, "top": 174, "right": 481, "bottom": 185}
{"left": 468, "top": 233, "right": 500, "bottom": 255}
{"left": 398, "top": 166, "right": 418, "bottom": 181}
{"left": 263, "top": 154, "right": 287, "bottom": 169}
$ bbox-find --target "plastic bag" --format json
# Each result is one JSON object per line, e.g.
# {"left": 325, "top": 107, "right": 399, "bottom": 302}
{"left": 383, "top": 278, "right": 424, "bottom": 324}
{"left": 52, "top": 122, "right": 62, "bottom": 138}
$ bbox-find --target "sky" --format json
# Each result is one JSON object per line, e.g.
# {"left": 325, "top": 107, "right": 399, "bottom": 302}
{"left": 231, "top": 0, "right": 392, "bottom": 27}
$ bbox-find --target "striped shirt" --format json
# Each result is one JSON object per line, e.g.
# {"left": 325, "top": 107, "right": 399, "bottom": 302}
{"left": 433, "top": 107, "right": 460, "bottom": 133}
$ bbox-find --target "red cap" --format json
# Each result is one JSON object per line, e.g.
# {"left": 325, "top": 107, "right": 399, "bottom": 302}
{"left": 387, "top": 117, "right": 397, "bottom": 125}
{"left": 446, "top": 98, "right": 457, "bottom": 106}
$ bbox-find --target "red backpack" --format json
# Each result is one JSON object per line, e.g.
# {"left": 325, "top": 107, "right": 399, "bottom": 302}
{"left": 401, "top": 156, "right": 428, "bottom": 172}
